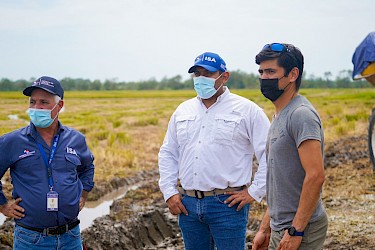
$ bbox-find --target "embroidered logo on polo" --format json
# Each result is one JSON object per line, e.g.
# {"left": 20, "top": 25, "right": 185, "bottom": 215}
{"left": 19, "top": 149, "right": 36, "bottom": 159}
{"left": 66, "top": 147, "right": 77, "bottom": 156}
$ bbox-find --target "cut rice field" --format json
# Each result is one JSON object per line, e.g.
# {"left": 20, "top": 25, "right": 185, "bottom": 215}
{"left": 0, "top": 88, "right": 374, "bottom": 183}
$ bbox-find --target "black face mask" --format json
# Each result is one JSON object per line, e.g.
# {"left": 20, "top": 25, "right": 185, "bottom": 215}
{"left": 259, "top": 77, "right": 286, "bottom": 102}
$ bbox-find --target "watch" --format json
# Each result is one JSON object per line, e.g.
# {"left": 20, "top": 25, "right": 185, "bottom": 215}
{"left": 288, "top": 226, "right": 304, "bottom": 236}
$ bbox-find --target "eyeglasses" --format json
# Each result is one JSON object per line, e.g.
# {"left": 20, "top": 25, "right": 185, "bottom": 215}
{"left": 262, "top": 43, "right": 291, "bottom": 53}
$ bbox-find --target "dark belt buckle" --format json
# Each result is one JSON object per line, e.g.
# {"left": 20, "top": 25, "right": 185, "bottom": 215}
{"left": 46, "top": 226, "right": 58, "bottom": 235}
{"left": 195, "top": 190, "right": 205, "bottom": 199}
{"left": 46, "top": 224, "right": 68, "bottom": 235}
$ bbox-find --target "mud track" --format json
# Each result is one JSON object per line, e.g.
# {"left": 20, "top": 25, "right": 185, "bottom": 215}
{"left": 1, "top": 134, "right": 374, "bottom": 249}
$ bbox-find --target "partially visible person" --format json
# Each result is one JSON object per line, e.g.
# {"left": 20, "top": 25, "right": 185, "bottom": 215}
{"left": 352, "top": 31, "right": 375, "bottom": 85}
{"left": 0, "top": 76, "right": 95, "bottom": 249}
{"left": 252, "top": 43, "right": 328, "bottom": 250}
{"left": 159, "top": 52, "right": 270, "bottom": 249}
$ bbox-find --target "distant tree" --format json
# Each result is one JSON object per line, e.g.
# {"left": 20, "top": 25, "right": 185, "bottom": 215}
{"left": 0, "top": 78, "right": 13, "bottom": 91}
{"left": 227, "top": 70, "right": 258, "bottom": 89}
{"left": 336, "top": 70, "right": 352, "bottom": 88}
{"left": 0, "top": 69, "right": 372, "bottom": 92}
{"left": 323, "top": 71, "right": 332, "bottom": 81}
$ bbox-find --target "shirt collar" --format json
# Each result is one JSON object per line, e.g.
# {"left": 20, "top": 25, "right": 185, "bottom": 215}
{"left": 26, "top": 121, "right": 65, "bottom": 139}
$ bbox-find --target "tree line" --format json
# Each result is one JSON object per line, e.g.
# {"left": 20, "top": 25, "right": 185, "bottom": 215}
{"left": 0, "top": 69, "right": 371, "bottom": 92}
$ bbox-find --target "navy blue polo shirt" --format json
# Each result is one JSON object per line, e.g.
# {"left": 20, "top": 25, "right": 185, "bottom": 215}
{"left": 0, "top": 122, "right": 95, "bottom": 228}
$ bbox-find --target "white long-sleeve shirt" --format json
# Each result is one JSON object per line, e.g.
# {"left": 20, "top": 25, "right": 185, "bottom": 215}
{"left": 158, "top": 88, "right": 270, "bottom": 202}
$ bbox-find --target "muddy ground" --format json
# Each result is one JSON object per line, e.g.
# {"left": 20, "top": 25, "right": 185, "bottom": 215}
{"left": 1, "top": 134, "right": 374, "bottom": 249}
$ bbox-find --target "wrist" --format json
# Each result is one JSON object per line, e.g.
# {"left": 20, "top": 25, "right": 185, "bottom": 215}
{"left": 81, "top": 190, "right": 89, "bottom": 199}
{"left": 288, "top": 226, "right": 304, "bottom": 236}
{"left": 260, "top": 225, "right": 271, "bottom": 234}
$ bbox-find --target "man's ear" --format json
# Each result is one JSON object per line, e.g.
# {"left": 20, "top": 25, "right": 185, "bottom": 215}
{"left": 289, "top": 67, "right": 299, "bottom": 82}
{"left": 58, "top": 100, "right": 64, "bottom": 111}
{"left": 222, "top": 71, "right": 230, "bottom": 84}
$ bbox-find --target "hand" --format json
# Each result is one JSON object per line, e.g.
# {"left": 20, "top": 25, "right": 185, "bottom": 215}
{"left": 224, "top": 188, "right": 255, "bottom": 211}
{"left": 277, "top": 231, "right": 302, "bottom": 250}
{"left": 252, "top": 230, "right": 270, "bottom": 250}
{"left": 79, "top": 190, "right": 89, "bottom": 211}
{"left": 79, "top": 196, "right": 87, "bottom": 211}
{"left": 0, "top": 198, "right": 25, "bottom": 219}
{"left": 166, "top": 194, "right": 188, "bottom": 215}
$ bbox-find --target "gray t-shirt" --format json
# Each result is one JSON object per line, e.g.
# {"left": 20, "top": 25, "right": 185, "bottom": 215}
{"left": 266, "top": 95, "right": 326, "bottom": 231}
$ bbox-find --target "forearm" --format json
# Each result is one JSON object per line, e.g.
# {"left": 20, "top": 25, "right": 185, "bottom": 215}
{"left": 158, "top": 149, "right": 180, "bottom": 201}
{"left": 249, "top": 154, "right": 267, "bottom": 202}
{"left": 250, "top": 109, "right": 270, "bottom": 199}
{"left": 292, "top": 174, "right": 324, "bottom": 231}
{"left": 259, "top": 207, "right": 271, "bottom": 233}
{"left": 159, "top": 174, "right": 179, "bottom": 201}
{"left": 294, "top": 139, "right": 325, "bottom": 231}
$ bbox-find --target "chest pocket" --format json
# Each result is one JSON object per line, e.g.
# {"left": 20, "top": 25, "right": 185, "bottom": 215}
{"left": 213, "top": 114, "right": 242, "bottom": 146}
{"left": 175, "top": 115, "right": 196, "bottom": 146}
{"left": 64, "top": 154, "right": 81, "bottom": 184}
{"left": 65, "top": 154, "right": 81, "bottom": 170}
{"left": 12, "top": 154, "right": 42, "bottom": 184}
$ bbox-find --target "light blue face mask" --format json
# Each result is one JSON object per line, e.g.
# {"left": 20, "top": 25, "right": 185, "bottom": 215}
{"left": 193, "top": 73, "right": 223, "bottom": 99}
{"left": 28, "top": 103, "right": 59, "bottom": 128}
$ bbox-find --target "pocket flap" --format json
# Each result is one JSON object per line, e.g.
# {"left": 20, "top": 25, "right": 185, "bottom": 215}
{"left": 214, "top": 114, "right": 242, "bottom": 124}
{"left": 176, "top": 115, "right": 196, "bottom": 122}
{"left": 65, "top": 154, "right": 81, "bottom": 166}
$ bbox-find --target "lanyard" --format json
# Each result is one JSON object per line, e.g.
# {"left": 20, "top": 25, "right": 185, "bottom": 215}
{"left": 37, "top": 135, "right": 59, "bottom": 191}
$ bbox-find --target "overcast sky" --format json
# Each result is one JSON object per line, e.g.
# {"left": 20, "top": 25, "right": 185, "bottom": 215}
{"left": 0, "top": 0, "right": 374, "bottom": 82}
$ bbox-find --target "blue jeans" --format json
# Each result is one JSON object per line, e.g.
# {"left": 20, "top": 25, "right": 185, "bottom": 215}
{"left": 178, "top": 194, "right": 250, "bottom": 250}
{"left": 13, "top": 224, "right": 82, "bottom": 250}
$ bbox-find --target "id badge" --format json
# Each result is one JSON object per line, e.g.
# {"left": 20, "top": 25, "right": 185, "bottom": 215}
{"left": 47, "top": 191, "right": 59, "bottom": 211}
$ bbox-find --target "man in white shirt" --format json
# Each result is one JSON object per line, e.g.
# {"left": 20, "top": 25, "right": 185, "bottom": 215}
{"left": 158, "top": 52, "right": 270, "bottom": 250}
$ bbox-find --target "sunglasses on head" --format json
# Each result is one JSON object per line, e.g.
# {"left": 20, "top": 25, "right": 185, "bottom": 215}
{"left": 262, "top": 43, "right": 291, "bottom": 53}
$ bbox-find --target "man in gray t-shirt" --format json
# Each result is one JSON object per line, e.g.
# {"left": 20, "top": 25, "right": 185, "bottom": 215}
{"left": 252, "top": 43, "right": 328, "bottom": 250}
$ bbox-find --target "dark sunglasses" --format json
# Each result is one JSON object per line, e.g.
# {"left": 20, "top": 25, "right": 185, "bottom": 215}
{"left": 262, "top": 43, "right": 291, "bottom": 53}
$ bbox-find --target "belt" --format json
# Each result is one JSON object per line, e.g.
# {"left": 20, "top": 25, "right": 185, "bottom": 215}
{"left": 178, "top": 186, "right": 246, "bottom": 199}
{"left": 16, "top": 219, "right": 80, "bottom": 236}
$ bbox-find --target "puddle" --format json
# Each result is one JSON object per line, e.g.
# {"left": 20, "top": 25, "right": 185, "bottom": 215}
{"left": 79, "top": 184, "right": 139, "bottom": 230}
{"left": 8, "top": 114, "right": 19, "bottom": 120}
{"left": 0, "top": 184, "right": 139, "bottom": 230}
{"left": 360, "top": 194, "right": 375, "bottom": 200}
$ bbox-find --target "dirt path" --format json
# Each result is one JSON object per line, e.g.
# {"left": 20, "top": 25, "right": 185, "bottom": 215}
{"left": 1, "top": 134, "right": 374, "bottom": 249}
{"left": 81, "top": 134, "right": 375, "bottom": 249}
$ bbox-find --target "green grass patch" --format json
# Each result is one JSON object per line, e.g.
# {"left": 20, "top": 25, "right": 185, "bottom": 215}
{"left": 1, "top": 88, "right": 374, "bottom": 182}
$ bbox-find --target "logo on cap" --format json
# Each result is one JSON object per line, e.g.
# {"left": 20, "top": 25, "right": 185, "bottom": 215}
{"left": 33, "top": 79, "right": 55, "bottom": 88}
{"left": 204, "top": 56, "right": 216, "bottom": 62}
{"left": 188, "top": 52, "right": 227, "bottom": 73}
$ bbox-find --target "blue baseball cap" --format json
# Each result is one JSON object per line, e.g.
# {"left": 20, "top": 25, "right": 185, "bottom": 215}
{"left": 23, "top": 76, "right": 64, "bottom": 99}
{"left": 188, "top": 52, "right": 227, "bottom": 73}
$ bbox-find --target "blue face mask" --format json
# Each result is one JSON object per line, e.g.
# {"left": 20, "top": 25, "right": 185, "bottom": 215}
{"left": 28, "top": 103, "right": 59, "bottom": 128}
{"left": 193, "top": 73, "right": 223, "bottom": 99}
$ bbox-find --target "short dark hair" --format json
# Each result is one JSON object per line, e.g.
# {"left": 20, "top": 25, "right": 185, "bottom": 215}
{"left": 255, "top": 43, "right": 304, "bottom": 90}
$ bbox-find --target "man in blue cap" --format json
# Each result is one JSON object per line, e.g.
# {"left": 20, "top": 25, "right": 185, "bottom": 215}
{"left": 0, "top": 76, "right": 95, "bottom": 249}
{"left": 158, "top": 52, "right": 270, "bottom": 249}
